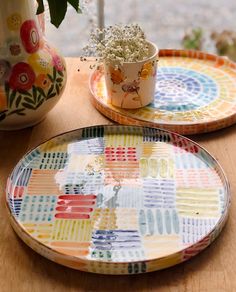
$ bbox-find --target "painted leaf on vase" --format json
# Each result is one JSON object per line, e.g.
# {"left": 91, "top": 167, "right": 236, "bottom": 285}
{"left": 0, "top": 111, "right": 7, "bottom": 121}
{"left": 15, "top": 95, "right": 22, "bottom": 108}
{"left": 8, "top": 108, "right": 25, "bottom": 116}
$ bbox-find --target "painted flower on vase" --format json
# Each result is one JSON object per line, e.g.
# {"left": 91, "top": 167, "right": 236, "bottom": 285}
{"left": 43, "top": 43, "right": 64, "bottom": 71}
{"left": 7, "top": 39, "right": 22, "bottom": 57}
{"left": 35, "top": 74, "right": 51, "bottom": 89}
{"left": 9, "top": 44, "right": 21, "bottom": 56}
{"left": 109, "top": 66, "right": 126, "bottom": 85}
{"left": 28, "top": 52, "right": 52, "bottom": 74}
{"left": 7, "top": 13, "right": 22, "bottom": 31}
{"left": 0, "top": 60, "right": 11, "bottom": 85}
{"left": 20, "top": 20, "right": 40, "bottom": 54}
{"left": 52, "top": 54, "right": 64, "bottom": 72}
{"left": 9, "top": 62, "right": 35, "bottom": 91}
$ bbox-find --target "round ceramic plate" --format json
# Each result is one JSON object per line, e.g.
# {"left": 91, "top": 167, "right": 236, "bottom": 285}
{"left": 6, "top": 125, "right": 230, "bottom": 274}
{"left": 90, "top": 49, "right": 236, "bottom": 135}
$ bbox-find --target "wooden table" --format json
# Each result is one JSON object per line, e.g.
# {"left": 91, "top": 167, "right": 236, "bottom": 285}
{"left": 0, "top": 58, "right": 235, "bottom": 291}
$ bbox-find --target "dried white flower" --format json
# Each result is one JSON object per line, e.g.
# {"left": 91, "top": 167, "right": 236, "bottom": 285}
{"left": 83, "top": 23, "right": 149, "bottom": 65}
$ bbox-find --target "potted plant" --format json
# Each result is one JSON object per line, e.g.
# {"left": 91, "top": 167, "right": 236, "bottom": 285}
{"left": 84, "top": 24, "right": 159, "bottom": 109}
{"left": 0, "top": 0, "right": 81, "bottom": 130}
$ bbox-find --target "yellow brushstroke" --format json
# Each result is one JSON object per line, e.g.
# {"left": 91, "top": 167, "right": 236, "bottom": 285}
{"left": 140, "top": 158, "right": 149, "bottom": 177}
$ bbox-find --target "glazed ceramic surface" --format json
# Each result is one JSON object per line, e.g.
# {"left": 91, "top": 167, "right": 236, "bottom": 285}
{"left": 6, "top": 125, "right": 230, "bottom": 274}
{"left": 104, "top": 42, "right": 158, "bottom": 109}
{"left": 0, "top": 0, "right": 67, "bottom": 130}
{"left": 90, "top": 49, "right": 236, "bottom": 135}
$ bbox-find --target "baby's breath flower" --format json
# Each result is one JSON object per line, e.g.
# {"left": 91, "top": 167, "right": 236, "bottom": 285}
{"left": 83, "top": 24, "right": 149, "bottom": 65}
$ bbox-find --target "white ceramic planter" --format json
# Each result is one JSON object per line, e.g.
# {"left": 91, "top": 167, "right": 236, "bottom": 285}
{"left": 104, "top": 41, "right": 158, "bottom": 109}
{"left": 0, "top": 0, "right": 67, "bottom": 130}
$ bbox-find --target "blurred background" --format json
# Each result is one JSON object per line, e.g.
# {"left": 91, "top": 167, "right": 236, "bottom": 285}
{"left": 45, "top": 0, "right": 236, "bottom": 59}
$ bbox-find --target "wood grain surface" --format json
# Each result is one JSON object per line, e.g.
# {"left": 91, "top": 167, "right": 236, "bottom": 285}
{"left": 0, "top": 58, "right": 235, "bottom": 292}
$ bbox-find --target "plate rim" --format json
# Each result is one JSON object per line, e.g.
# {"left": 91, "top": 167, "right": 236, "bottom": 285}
{"left": 89, "top": 49, "right": 236, "bottom": 135}
{"left": 5, "top": 124, "right": 231, "bottom": 272}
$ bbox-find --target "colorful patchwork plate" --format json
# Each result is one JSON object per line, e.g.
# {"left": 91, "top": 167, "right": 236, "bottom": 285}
{"left": 90, "top": 49, "right": 236, "bottom": 135}
{"left": 6, "top": 125, "right": 230, "bottom": 274}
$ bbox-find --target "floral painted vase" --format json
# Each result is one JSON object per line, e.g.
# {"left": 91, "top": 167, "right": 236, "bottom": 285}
{"left": 0, "top": 0, "right": 67, "bottom": 130}
{"left": 104, "top": 41, "right": 158, "bottom": 109}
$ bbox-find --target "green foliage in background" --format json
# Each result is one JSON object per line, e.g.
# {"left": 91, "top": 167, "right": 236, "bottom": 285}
{"left": 181, "top": 27, "right": 236, "bottom": 61}
{"left": 182, "top": 28, "right": 203, "bottom": 50}
{"left": 36, "top": 0, "right": 82, "bottom": 28}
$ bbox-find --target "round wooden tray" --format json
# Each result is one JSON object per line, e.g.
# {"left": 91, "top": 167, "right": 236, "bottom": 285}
{"left": 90, "top": 49, "right": 236, "bottom": 135}
{"left": 6, "top": 125, "right": 230, "bottom": 274}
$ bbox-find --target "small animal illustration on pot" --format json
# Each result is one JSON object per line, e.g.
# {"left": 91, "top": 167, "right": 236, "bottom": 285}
{"left": 121, "top": 79, "right": 142, "bottom": 108}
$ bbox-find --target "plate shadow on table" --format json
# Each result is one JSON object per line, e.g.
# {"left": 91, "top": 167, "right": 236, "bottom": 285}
{"left": 188, "top": 123, "right": 236, "bottom": 142}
